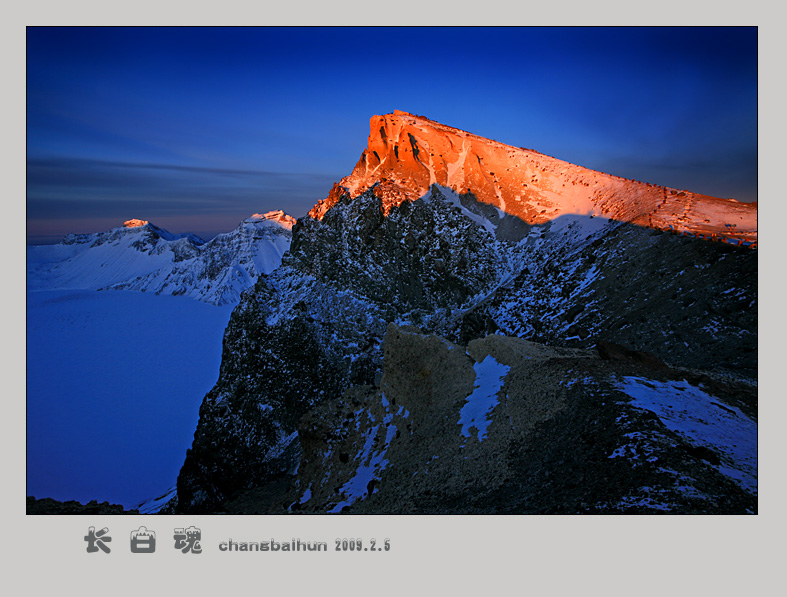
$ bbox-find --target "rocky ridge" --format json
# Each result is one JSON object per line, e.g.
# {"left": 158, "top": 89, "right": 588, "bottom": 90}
{"left": 311, "top": 111, "right": 756, "bottom": 246}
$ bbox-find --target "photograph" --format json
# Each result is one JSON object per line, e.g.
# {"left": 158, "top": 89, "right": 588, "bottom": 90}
{"left": 26, "top": 26, "right": 758, "bottom": 518}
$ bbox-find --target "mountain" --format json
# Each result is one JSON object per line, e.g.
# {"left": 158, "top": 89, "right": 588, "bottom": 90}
{"left": 312, "top": 110, "right": 756, "bottom": 246}
{"left": 27, "top": 211, "right": 295, "bottom": 306}
{"left": 175, "top": 111, "right": 757, "bottom": 514}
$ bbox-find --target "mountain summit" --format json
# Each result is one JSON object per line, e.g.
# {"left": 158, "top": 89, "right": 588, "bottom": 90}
{"left": 311, "top": 111, "right": 756, "bottom": 246}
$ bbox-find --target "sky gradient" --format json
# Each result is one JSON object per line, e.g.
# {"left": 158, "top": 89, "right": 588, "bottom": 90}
{"left": 27, "top": 26, "right": 757, "bottom": 243}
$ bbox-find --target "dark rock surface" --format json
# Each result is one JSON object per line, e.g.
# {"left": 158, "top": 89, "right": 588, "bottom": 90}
{"left": 220, "top": 325, "right": 757, "bottom": 514}
{"left": 27, "top": 496, "right": 138, "bottom": 515}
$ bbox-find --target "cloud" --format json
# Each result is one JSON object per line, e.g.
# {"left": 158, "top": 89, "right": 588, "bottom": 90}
{"left": 27, "top": 156, "right": 335, "bottom": 211}
{"left": 27, "top": 156, "right": 335, "bottom": 189}
{"left": 26, "top": 157, "right": 337, "bottom": 240}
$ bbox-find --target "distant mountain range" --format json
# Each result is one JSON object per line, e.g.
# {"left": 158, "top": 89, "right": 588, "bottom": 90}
{"left": 27, "top": 211, "right": 295, "bottom": 306}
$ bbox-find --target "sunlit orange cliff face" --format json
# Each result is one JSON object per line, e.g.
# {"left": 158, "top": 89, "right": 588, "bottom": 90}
{"left": 309, "top": 110, "right": 756, "bottom": 244}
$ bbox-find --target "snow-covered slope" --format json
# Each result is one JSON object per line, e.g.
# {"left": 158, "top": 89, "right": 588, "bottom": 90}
{"left": 28, "top": 211, "right": 295, "bottom": 306}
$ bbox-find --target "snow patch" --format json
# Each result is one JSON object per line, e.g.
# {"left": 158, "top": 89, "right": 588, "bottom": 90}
{"left": 614, "top": 376, "right": 757, "bottom": 493}
{"left": 328, "top": 422, "right": 394, "bottom": 513}
{"left": 328, "top": 391, "right": 399, "bottom": 513}
{"left": 135, "top": 486, "right": 177, "bottom": 514}
{"left": 428, "top": 185, "right": 497, "bottom": 235}
{"left": 458, "top": 355, "right": 511, "bottom": 441}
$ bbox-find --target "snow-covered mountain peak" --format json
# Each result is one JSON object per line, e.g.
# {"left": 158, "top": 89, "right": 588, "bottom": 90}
{"left": 308, "top": 111, "right": 756, "bottom": 246}
{"left": 243, "top": 210, "right": 297, "bottom": 230}
{"left": 29, "top": 211, "right": 297, "bottom": 305}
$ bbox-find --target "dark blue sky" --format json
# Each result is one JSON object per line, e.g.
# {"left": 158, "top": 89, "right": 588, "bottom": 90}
{"left": 27, "top": 26, "right": 757, "bottom": 243}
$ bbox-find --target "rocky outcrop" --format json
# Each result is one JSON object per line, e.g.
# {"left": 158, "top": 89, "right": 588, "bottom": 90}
{"left": 226, "top": 325, "right": 757, "bottom": 514}
{"left": 27, "top": 496, "right": 139, "bottom": 515}
{"left": 177, "top": 183, "right": 516, "bottom": 512}
{"left": 482, "top": 221, "right": 758, "bottom": 376}
{"left": 175, "top": 282, "right": 362, "bottom": 513}
{"left": 291, "top": 185, "right": 512, "bottom": 311}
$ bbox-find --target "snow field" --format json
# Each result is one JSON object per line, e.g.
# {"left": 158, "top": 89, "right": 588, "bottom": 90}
{"left": 27, "top": 289, "right": 234, "bottom": 508}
